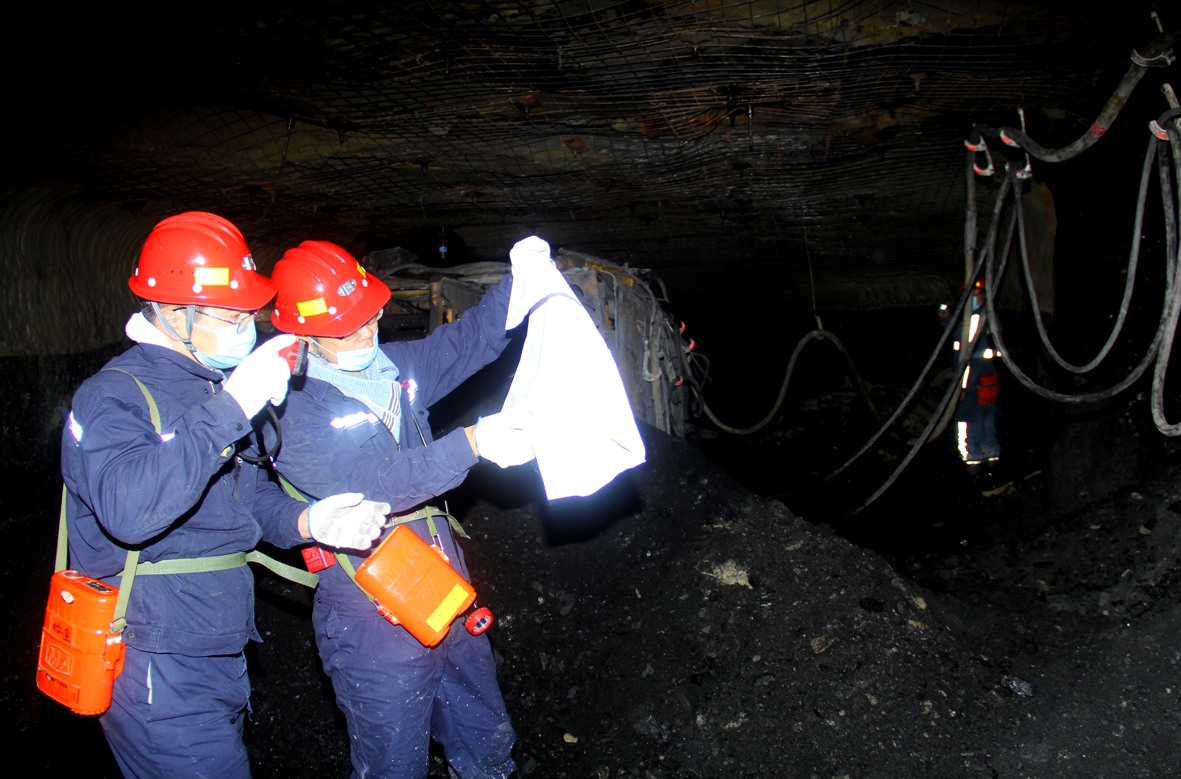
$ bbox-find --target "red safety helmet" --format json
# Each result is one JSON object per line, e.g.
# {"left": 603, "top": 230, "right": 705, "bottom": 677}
{"left": 128, "top": 211, "right": 276, "bottom": 310}
{"left": 270, "top": 240, "right": 392, "bottom": 337}
{"left": 955, "top": 278, "right": 985, "bottom": 297}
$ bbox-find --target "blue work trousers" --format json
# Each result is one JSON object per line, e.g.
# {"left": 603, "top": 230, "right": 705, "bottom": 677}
{"left": 314, "top": 593, "right": 516, "bottom": 779}
{"left": 100, "top": 646, "right": 251, "bottom": 778}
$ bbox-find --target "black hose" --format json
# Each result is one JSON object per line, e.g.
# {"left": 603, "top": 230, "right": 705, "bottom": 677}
{"left": 972, "top": 26, "right": 1178, "bottom": 163}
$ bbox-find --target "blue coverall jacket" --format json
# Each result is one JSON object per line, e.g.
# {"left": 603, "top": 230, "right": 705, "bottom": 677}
{"left": 60, "top": 339, "right": 308, "bottom": 778}
{"left": 61, "top": 343, "right": 307, "bottom": 654}
{"left": 268, "top": 273, "right": 518, "bottom": 779}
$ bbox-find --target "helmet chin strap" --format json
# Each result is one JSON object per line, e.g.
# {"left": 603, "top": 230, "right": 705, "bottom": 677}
{"left": 308, "top": 338, "right": 335, "bottom": 363}
{"left": 151, "top": 302, "right": 202, "bottom": 359}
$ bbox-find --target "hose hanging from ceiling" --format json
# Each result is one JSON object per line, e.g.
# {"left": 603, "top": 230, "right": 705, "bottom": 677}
{"left": 982, "top": 23, "right": 1178, "bottom": 164}
{"left": 698, "top": 224, "right": 888, "bottom": 437}
{"left": 839, "top": 94, "right": 1181, "bottom": 517}
{"left": 821, "top": 29, "right": 1179, "bottom": 515}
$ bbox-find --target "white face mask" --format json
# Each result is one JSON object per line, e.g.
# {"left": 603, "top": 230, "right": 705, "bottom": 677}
{"left": 316, "top": 336, "right": 379, "bottom": 372}
{"left": 195, "top": 320, "right": 258, "bottom": 369}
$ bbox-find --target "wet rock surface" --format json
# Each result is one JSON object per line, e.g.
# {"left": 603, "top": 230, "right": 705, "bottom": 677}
{"left": 10, "top": 387, "right": 1181, "bottom": 777}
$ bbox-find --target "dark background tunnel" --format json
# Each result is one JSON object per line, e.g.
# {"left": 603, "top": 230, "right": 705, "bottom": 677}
{"left": 5, "top": 3, "right": 1181, "bottom": 776}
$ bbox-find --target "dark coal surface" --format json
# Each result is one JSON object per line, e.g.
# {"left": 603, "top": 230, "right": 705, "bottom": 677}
{"left": 10, "top": 384, "right": 1181, "bottom": 778}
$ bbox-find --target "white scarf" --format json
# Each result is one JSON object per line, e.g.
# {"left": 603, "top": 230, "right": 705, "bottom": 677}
{"left": 306, "top": 349, "right": 403, "bottom": 442}
{"left": 124, "top": 312, "right": 174, "bottom": 348}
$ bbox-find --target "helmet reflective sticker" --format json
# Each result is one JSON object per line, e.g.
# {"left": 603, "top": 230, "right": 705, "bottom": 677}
{"left": 297, "top": 297, "right": 330, "bottom": 322}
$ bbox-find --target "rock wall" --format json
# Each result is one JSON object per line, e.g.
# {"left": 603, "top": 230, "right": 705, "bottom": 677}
{"left": 0, "top": 187, "right": 152, "bottom": 356}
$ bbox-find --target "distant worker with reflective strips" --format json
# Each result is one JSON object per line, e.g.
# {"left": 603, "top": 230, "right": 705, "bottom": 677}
{"left": 265, "top": 240, "right": 539, "bottom": 779}
{"left": 60, "top": 212, "right": 390, "bottom": 778}
{"left": 940, "top": 278, "right": 1008, "bottom": 496}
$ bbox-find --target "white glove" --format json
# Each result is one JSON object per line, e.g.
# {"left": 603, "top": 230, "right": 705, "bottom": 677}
{"left": 308, "top": 492, "right": 391, "bottom": 551}
{"left": 224, "top": 334, "right": 298, "bottom": 418}
{"left": 475, "top": 410, "right": 536, "bottom": 468}
{"left": 506, "top": 235, "right": 565, "bottom": 329}
{"left": 510, "top": 235, "right": 554, "bottom": 275}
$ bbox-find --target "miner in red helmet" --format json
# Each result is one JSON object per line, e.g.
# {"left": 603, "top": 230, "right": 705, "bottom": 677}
{"left": 59, "top": 212, "right": 391, "bottom": 778}
{"left": 939, "top": 277, "right": 1010, "bottom": 496}
{"left": 265, "top": 239, "right": 532, "bottom": 779}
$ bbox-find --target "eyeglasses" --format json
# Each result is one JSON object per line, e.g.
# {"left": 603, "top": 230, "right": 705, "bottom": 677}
{"left": 197, "top": 309, "right": 259, "bottom": 333}
{"left": 344, "top": 309, "right": 384, "bottom": 339}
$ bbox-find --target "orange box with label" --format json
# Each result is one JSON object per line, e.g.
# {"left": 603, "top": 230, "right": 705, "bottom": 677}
{"left": 354, "top": 525, "right": 476, "bottom": 647}
{"left": 37, "top": 570, "right": 126, "bottom": 715}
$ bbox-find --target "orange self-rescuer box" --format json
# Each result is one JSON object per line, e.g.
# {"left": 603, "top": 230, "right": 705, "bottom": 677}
{"left": 353, "top": 525, "right": 476, "bottom": 647}
{"left": 37, "top": 570, "right": 126, "bottom": 715}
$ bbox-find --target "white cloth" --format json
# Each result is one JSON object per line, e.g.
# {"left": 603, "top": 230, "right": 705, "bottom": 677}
{"left": 503, "top": 240, "right": 645, "bottom": 499}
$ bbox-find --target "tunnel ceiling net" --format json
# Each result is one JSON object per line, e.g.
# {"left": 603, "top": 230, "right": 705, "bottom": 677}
{"left": 12, "top": 1, "right": 1178, "bottom": 307}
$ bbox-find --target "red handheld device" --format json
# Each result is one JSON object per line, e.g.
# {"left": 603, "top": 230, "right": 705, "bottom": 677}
{"left": 301, "top": 545, "right": 337, "bottom": 572}
{"left": 279, "top": 340, "right": 308, "bottom": 376}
